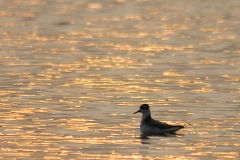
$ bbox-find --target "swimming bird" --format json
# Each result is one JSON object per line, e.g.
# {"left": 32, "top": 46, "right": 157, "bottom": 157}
{"left": 134, "top": 104, "right": 184, "bottom": 135}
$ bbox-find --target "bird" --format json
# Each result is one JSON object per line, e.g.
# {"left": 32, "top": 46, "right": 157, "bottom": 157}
{"left": 133, "top": 104, "right": 184, "bottom": 136}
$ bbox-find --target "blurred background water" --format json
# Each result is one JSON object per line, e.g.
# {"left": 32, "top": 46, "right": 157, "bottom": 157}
{"left": 0, "top": 0, "right": 240, "bottom": 159}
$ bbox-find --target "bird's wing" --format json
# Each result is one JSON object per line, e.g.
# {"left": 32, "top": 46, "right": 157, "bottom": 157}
{"left": 146, "top": 119, "right": 173, "bottom": 129}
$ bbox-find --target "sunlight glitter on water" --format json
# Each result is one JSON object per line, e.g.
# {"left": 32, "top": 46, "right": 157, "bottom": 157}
{"left": 0, "top": 0, "right": 240, "bottom": 159}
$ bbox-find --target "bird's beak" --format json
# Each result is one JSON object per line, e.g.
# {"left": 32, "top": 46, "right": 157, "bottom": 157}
{"left": 133, "top": 110, "right": 140, "bottom": 114}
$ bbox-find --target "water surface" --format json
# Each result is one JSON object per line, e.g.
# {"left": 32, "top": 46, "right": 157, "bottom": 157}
{"left": 0, "top": 0, "right": 239, "bottom": 159}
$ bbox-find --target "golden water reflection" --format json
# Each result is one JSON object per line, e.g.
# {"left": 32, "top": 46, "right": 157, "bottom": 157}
{"left": 1, "top": 0, "right": 240, "bottom": 159}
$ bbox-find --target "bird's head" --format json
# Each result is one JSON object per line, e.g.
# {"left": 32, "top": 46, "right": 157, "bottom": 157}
{"left": 133, "top": 104, "right": 151, "bottom": 115}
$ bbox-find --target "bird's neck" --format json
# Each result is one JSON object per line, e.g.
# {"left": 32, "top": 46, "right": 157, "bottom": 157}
{"left": 141, "top": 113, "right": 151, "bottom": 123}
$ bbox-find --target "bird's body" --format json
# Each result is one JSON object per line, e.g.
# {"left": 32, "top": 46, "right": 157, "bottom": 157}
{"left": 134, "top": 104, "right": 184, "bottom": 135}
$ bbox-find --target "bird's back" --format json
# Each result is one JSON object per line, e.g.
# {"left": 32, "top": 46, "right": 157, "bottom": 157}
{"left": 141, "top": 117, "right": 184, "bottom": 135}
